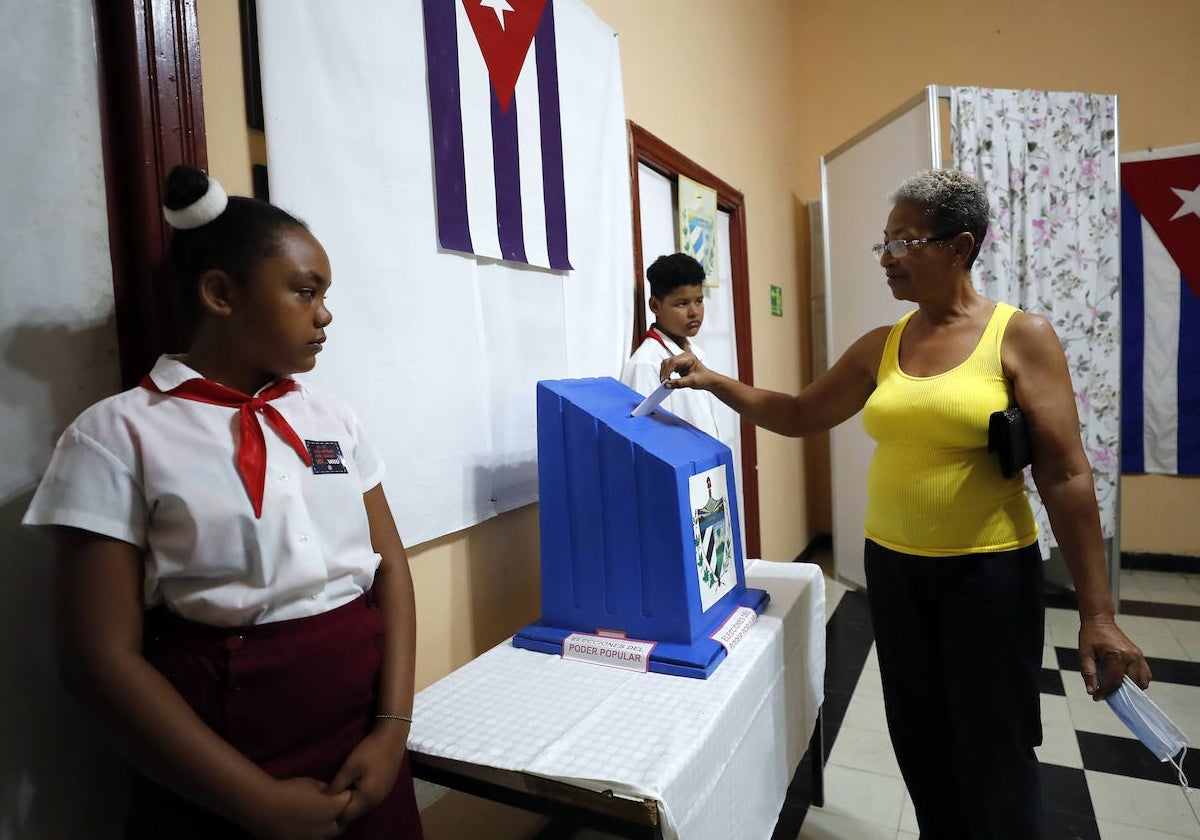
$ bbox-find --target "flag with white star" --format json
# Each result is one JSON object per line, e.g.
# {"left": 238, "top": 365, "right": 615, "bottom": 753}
{"left": 1121, "top": 144, "right": 1200, "bottom": 475}
{"left": 423, "top": 0, "right": 572, "bottom": 270}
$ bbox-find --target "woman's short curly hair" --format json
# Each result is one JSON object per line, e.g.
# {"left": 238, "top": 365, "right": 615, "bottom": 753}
{"left": 889, "top": 169, "right": 989, "bottom": 269}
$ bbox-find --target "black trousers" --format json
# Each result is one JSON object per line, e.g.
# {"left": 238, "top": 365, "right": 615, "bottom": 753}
{"left": 864, "top": 539, "right": 1045, "bottom": 840}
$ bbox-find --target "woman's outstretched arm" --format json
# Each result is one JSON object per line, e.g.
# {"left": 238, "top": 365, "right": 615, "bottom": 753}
{"left": 659, "top": 326, "right": 890, "bottom": 438}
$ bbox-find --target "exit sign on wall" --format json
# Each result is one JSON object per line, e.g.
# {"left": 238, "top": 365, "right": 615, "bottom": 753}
{"left": 770, "top": 285, "right": 783, "bottom": 316}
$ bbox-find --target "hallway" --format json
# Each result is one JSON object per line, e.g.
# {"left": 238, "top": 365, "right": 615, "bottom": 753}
{"left": 794, "top": 565, "right": 1200, "bottom": 839}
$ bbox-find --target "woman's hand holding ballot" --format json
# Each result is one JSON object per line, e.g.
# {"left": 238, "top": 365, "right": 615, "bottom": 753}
{"left": 659, "top": 350, "right": 713, "bottom": 390}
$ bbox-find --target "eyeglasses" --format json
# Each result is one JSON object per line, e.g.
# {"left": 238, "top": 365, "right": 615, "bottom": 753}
{"left": 870, "top": 236, "right": 951, "bottom": 258}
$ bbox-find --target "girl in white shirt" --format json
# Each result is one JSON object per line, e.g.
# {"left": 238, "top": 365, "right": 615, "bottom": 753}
{"left": 25, "top": 166, "right": 422, "bottom": 839}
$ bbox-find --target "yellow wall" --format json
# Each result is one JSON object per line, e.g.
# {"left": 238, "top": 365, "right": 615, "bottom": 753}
{"left": 195, "top": 0, "right": 255, "bottom": 198}
{"left": 194, "top": 0, "right": 1199, "bottom": 832}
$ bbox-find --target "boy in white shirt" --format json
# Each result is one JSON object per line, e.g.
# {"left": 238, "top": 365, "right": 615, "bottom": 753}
{"left": 621, "top": 253, "right": 725, "bottom": 442}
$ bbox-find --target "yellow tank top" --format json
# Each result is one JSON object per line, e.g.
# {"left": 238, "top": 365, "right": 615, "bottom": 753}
{"left": 861, "top": 302, "right": 1037, "bottom": 556}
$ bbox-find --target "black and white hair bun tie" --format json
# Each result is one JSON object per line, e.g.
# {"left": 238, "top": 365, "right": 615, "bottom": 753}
{"left": 163, "top": 175, "right": 229, "bottom": 230}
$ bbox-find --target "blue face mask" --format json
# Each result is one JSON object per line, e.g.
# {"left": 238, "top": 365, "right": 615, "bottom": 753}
{"left": 1105, "top": 675, "right": 1198, "bottom": 829}
{"left": 1105, "top": 675, "right": 1189, "bottom": 764}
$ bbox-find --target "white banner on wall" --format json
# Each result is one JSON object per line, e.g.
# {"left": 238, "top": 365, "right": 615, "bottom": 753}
{"left": 257, "top": 0, "right": 633, "bottom": 545}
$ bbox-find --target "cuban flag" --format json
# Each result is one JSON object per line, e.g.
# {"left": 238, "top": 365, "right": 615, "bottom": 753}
{"left": 1121, "top": 146, "right": 1200, "bottom": 475}
{"left": 423, "top": 0, "right": 572, "bottom": 270}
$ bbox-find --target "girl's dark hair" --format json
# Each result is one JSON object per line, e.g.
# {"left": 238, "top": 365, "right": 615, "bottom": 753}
{"left": 163, "top": 165, "right": 307, "bottom": 330}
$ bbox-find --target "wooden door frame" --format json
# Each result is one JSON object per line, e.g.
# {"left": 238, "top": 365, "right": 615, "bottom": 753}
{"left": 95, "top": 0, "right": 207, "bottom": 387}
{"left": 627, "top": 122, "right": 761, "bottom": 559}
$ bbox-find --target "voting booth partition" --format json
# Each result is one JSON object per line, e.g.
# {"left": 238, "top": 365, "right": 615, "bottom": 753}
{"left": 514, "top": 378, "right": 769, "bottom": 678}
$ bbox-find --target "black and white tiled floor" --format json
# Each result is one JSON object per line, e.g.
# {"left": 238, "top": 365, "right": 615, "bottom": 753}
{"left": 793, "top": 566, "right": 1200, "bottom": 840}
{"left": 567, "top": 565, "right": 1200, "bottom": 840}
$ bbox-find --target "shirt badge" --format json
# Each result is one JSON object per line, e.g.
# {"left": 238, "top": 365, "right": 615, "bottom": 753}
{"left": 305, "top": 440, "right": 349, "bottom": 475}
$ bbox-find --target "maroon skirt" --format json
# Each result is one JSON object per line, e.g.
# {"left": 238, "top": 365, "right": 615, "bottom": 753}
{"left": 129, "top": 595, "right": 422, "bottom": 839}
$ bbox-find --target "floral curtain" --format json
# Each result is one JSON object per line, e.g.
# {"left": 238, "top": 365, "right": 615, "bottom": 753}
{"left": 951, "top": 87, "right": 1120, "bottom": 558}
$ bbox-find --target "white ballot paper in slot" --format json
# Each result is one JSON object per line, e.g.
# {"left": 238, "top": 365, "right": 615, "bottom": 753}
{"left": 631, "top": 381, "right": 672, "bottom": 417}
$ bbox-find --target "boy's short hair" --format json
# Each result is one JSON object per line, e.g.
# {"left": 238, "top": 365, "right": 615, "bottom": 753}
{"left": 647, "top": 253, "right": 705, "bottom": 299}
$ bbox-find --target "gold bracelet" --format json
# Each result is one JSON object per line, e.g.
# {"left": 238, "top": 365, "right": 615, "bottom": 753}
{"left": 376, "top": 713, "right": 413, "bottom": 724}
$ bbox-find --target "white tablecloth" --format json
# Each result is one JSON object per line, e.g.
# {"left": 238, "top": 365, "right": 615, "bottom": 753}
{"left": 408, "top": 559, "right": 826, "bottom": 840}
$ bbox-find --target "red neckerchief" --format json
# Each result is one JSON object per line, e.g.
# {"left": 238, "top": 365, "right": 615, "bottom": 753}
{"left": 644, "top": 327, "right": 672, "bottom": 352}
{"left": 140, "top": 375, "right": 312, "bottom": 518}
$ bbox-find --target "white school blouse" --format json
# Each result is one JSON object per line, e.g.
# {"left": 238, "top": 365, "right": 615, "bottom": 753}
{"left": 23, "top": 355, "right": 385, "bottom": 627}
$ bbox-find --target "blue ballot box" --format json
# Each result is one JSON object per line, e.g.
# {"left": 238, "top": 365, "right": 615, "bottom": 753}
{"left": 513, "top": 377, "right": 769, "bottom": 678}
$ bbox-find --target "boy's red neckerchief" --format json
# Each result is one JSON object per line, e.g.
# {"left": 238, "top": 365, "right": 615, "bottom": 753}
{"left": 644, "top": 327, "right": 670, "bottom": 352}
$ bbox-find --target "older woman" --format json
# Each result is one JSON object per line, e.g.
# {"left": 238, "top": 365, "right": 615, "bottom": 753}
{"left": 660, "top": 169, "right": 1151, "bottom": 839}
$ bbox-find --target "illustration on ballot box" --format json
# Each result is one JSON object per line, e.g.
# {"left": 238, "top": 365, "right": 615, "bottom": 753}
{"left": 692, "top": 470, "right": 735, "bottom": 612}
{"left": 513, "top": 377, "right": 769, "bottom": 678}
